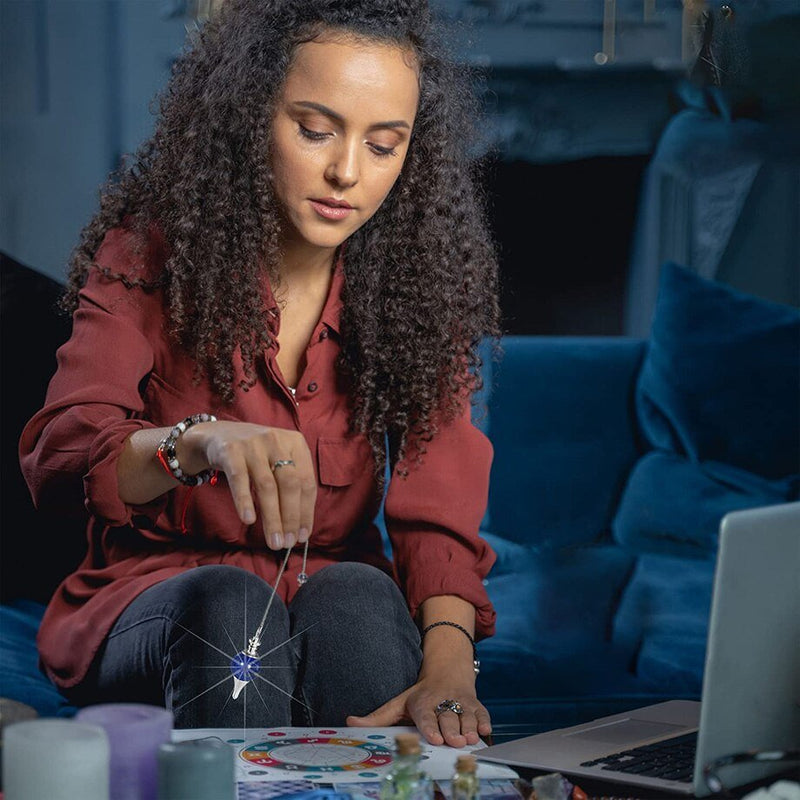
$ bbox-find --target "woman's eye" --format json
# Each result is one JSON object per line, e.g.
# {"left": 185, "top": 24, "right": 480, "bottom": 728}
{"left": 297, "top": 123, "right": 396, "bottom": 157}
{"left": 369, "top": 143, "right": 397, "bottom": 158}
{"left": 298, "top": 124, "right": 330, "bottom": 141}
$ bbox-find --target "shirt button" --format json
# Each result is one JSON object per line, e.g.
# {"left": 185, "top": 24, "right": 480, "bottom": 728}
{"left": 307, "top": 381, "right": 318, "bottom": 392}
{"left": 319, "top": 329, "right": 329, "bottom": 340}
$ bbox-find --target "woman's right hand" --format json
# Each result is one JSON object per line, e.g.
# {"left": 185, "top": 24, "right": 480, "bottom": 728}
{"left": 180, "top": 421, "right": 316, "bottom": 550}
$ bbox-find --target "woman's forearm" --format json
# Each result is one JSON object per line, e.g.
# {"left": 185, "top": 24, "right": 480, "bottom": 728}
{"left": 116, "top": 424, "right": 212, "bottom": 504}
{"left": 417, "top": 595, "right": 477, "bottom": 679}
{"left": 117, "top": 427, "right": 178, "bottom": 504}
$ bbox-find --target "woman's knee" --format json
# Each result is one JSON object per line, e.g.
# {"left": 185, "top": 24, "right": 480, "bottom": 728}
{"left": 159, "top": 565, "right": 287, "bottom": 633}
{"left": 289, "top": 563, "right": 421, "bottom": 722}
{"left": 291, "top": 562, "right": 406, "bottom": 616}
{"left": 169, "top": 564, "right": 267, "bottom": 601}
{"left": 289, "top": 562, "right": 420, "bottom": 652}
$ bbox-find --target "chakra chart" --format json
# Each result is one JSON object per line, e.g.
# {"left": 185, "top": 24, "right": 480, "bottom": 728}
{"left": 240, "top": 732, "right": 392, "bottom": 773}
{"left": 173, "top": 726, "right": 518, "bottom": 784}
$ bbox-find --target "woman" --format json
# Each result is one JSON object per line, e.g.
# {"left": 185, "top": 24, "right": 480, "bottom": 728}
{"left": 20, "top": 0, "right": 501, "bottom": 747}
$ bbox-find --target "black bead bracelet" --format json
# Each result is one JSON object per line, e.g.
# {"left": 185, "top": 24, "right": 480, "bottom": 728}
{"left": 421, "top": 620, "right": 480, "bottom": 675}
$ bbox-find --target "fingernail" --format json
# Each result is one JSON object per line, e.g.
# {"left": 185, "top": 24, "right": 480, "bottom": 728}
{"left": 284, "top": 532, "right": 296, "bottom": 548}
{"left": 298, "top": 527, "right": 309, "bottom": 542}
{"left": 269, "top": 532, "right": 283, "bottom": 549}
{"left": 243, "top": 510, "right": 256, "bottom": 524}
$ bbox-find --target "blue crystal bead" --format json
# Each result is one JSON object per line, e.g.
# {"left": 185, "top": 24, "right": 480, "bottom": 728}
{"left": 230, "top": 651, "right": 261, "bottom": 682}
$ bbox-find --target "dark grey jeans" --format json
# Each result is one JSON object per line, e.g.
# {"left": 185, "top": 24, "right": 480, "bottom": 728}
{"left": 67, "top": 563, "right": 422, "bottom": 728}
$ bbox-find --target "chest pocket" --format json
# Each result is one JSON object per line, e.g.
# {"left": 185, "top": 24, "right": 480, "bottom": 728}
{"left": 142, "top": 370, "right": 238, "bottom": 426}
{"left": 317, "top": 435, "right": 373, "bottom": 487}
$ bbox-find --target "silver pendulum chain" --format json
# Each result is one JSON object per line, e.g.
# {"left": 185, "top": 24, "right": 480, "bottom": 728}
{"left": 245, "top": 538, "right": 311, "bottom": 658}
{"left": 245, "top": 547, "right": 292, "bottom": 658}
{"left": 230, "top": 538, "right": 314, "bottom": 700}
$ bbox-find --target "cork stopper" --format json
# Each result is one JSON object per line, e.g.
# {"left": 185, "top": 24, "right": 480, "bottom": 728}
{"left": 394, "top": 733, "right": 422, "bottom": 755}
{"left": 456, "top": 755, "right": 477, "bottom": 773}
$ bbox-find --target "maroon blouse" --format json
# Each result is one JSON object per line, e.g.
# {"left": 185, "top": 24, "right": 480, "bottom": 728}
{"left": 19, "top": 224, "right": 496, "bottom": 689}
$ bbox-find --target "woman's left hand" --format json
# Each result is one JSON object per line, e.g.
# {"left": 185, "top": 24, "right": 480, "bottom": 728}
{"left": 346, "top": 673, "right": 492, "bottom": 748}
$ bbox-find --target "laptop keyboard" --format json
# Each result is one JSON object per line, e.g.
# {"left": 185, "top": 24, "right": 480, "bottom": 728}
{"left": 579, "top": 731, "right": 698, "bottom": 783}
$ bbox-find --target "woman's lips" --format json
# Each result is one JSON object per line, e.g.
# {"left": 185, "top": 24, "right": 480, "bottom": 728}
{"left": 309, "top": 199, "right": 355, "bottom": 220}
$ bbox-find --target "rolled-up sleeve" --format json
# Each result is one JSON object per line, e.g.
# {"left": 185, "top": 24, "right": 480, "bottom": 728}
{"left": 19, "top": 228, "right": 166, "bottom": 527}
{"left": 384, "top": 399, "right": 497, "bottom": 639}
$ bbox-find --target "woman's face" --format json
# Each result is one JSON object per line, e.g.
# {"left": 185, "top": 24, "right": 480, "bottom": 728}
{"left": 270, "top": 34, "right": 420, "bottom": 254}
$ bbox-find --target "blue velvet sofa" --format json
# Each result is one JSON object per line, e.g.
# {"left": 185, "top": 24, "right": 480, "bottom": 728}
{"left": 476, "top": 333, "right": 713, "bottom": 730}
{"left": 475, "top": 262, "right": 799, "bottom": 730}
{"left": 2, "top": 260, "right": 799, "bottom": 731}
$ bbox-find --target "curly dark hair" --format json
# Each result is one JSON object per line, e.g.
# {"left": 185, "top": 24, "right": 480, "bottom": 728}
{"left": 63, "top": 0, "right": 502, "bottom": 480}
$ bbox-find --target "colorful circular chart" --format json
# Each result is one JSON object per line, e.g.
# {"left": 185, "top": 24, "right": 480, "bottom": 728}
{"left": 240, "top": 736, "right": 393, "bottom": 773}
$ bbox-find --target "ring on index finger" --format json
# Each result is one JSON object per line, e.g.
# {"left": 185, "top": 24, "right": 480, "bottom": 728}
{"left": 434, "top": 699, "right": 464, "bottom": 717}
{"left": 271, "top": 459, "right": 296, "bottom": 471}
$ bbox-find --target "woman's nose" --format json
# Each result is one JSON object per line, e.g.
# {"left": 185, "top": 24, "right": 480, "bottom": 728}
{"left": 325, "top": 139, "right": 359, "bottom": 188}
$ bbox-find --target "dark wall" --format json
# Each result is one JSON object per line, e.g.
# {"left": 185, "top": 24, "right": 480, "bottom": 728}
{"left": 486, "top": 154, "right": 650, "bottom": 336}
{"left": 1, "top": 253, "right": 86, "bottom": 603}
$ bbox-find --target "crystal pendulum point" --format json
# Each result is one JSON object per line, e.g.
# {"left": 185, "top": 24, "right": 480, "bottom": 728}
{"left": 230, "top": 639, "right": 261, "bottom": 700}
{"left": 296, "top": 572, "right": 308, "bottom": 586}
{"left": 231, "top": 676, "right": 248, "bottom": 700}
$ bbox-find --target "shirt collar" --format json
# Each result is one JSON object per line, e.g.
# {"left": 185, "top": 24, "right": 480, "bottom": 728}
{"left": 319, "top": 254, "right": 344, "bottom": 336}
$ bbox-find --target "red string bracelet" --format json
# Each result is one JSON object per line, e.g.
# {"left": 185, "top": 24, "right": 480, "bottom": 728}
{"left": 156, "top": 413, "right": 218, "bottom": 486}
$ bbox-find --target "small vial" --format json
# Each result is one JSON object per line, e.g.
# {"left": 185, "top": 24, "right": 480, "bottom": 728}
{"left": 380, "top": 733, "right": 434, "bottom": 800}
{"left": 452, "top": 754, "right": 480, "bottom": 800}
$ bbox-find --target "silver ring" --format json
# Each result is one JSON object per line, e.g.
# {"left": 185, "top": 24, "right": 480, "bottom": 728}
{"left": 435, "top": 699, "right": 464, "bottom": 717}
{"left": 271, "top": 459, "right": 296, "bottom": 471}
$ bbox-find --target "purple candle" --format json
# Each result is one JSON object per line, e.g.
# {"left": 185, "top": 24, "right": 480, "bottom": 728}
{"left": 76, "top": 703, "right": 173, "bottom": 800}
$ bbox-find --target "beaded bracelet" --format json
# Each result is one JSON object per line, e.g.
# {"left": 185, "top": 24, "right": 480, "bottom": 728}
{"left": 421, "top": 620, "right": 480, "bottom": 675}
{"left": 156, "top": 414, "right": 219, "bottom": 487}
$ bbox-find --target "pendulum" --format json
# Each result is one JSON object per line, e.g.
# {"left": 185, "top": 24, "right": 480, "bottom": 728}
{"left": 230, "top": 547, "right": 291, "bottom": 700}
{"left": 230, "top": 538, "right": 312, "bottom": 700}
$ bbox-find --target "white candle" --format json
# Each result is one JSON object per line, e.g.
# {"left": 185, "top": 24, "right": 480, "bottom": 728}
{"left": 3, "top": 719, "right": 110, "bottom": 800}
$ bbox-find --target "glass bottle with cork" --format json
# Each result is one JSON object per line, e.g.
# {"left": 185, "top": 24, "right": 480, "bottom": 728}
{"left": 452, "top": 754, "right": 480, "bottom": 800}
{"left": 379, "top": 733, "right": 434, "bottom": 800}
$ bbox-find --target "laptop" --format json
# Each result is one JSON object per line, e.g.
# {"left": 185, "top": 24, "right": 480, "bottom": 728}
{"left": 477, "top": 502, "right": 800, "bottom": 796}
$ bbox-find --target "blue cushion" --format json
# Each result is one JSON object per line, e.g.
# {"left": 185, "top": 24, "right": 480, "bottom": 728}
{"left": 612, "top": 554, "right": 715, "bottom": 696}
{"left": 0, "top": 600, "right": 76, "bottom": 718}
{"left": 613, "top": 451, "right": 796, "bottom": 558}
{"left": 614, "top": 263, "right": 800, "bottom": 556}
{"left": 481, "top": 535, "right": 635, "bottom": 661}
